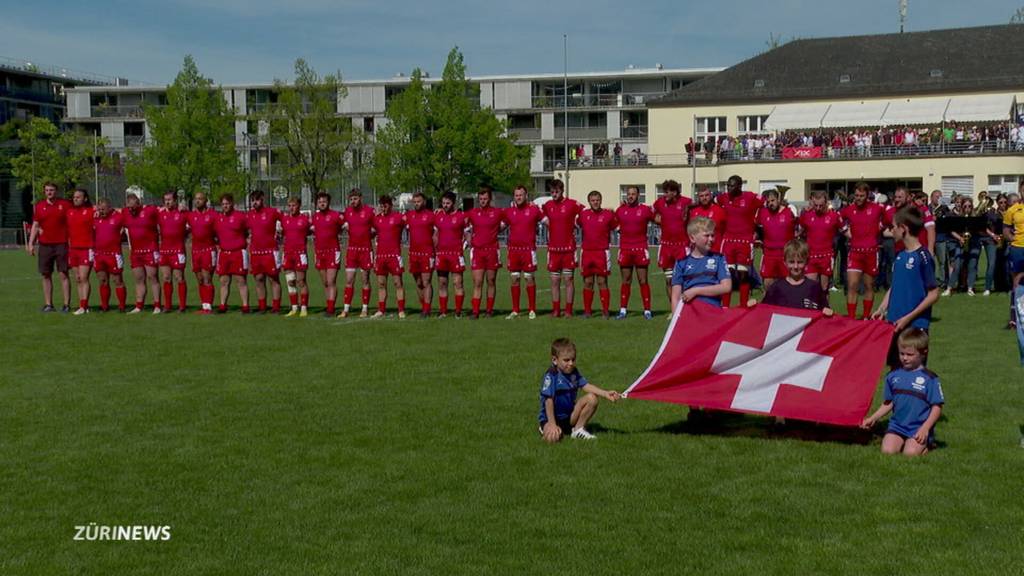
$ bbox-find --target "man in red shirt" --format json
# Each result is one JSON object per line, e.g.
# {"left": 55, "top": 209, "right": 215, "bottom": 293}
{"left": 434, "top": 191, "right": 468, "bottom": 317}
{"left": 281, "top": 197, "right": 311, "bottom": 317}
{"left": 578, "top": 190, "right": 617, "bottom": 318}
{"left": 754, "top": 188, "right": 796, "bottom": 288}
{"left": 122, "top": 192, "right": 162, "bottom": 313}
{"left": 406, "top": 192, "right": 436, "bottom": 317}
{"left": 340, "top": 188, "right": 374, "bottom": 318}
{"left": 653, "top": 179, "right": 691, "bottom": 305}
{"left": 716, "top": 175, "right": 763, "bottom": 307}
{"left": 504, "top": 184, "right": 543, "bottom": 319}
{"left": 542, "top": 179, "right": 583, "bottom": 317}
{"left": 158, "top": 190, "right": 189, "bottom": 313}
{"left": 689, "top": 187, "right": 726, "bottom": 253}
{"left": 466, "top": 185, "right": 505, "bottom": 318}
{"left": 311, "top": 191, "right": 344, "bottom": 316}
{"left": 614, "top": 185, "right": 655, "bottom": 319}
{"left": 246, "top": 190, "right": 283, "bottom": 314}
{"left": 187, "top": 191, "right": 218, "bottom": 313}
{"left": 27, "top": 182, "right": 71, "bottom": 312}
{"left": 66, "top": 188, "right": 95, "bottom": 314}
{"left": 799, "top": 189, "right": 844, "bottom": 291}
{"left": 884, "top": 186, "right": 935, "bottom": 254}
{"left": 214, "top": 193, "right": 250, "bottom": 313}
{"left": 93, "top": 198, "right": 127, "bottom": 312}
{"left": 372, "top": 194, "right": 407, "bottom": 318}
{"left": 840, "top": 182, "right": 886, "bottom": 318}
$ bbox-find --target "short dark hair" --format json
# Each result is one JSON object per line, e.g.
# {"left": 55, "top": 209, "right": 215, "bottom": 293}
{"left": 550, "top": 337, "right": 575, "bottom": 357}
{"left": 164, "top": 189, "right": 178, "bottom": 200}
{"left": 378, "top": 194, "right": 393, "bottom": 206}
{"left": 549, "top": 179, "right": 564, "bottom": 192}
{"left": 854, "top": 182, "right": 870, "bottom": 193}
{"left": 763, "top": 189, "right": 780, "bottom": 200}
{"left": 587, "top": 190, "right": 602, "bottom": 200}
{"left": 514, "top": 184, "right": 529, "bottom": 193}
{"left": 478, "top": 185, "right": 493, "bottom": 197}
{"left": 249, "top": 189, "right": 265, "bottom": 201}
{"left": 662, "top": 179, "right": 681, "bottom": 193}
{"left": 316, "top": 191, "right": 331, "bottom": 202}
{"left": 348, "top": 188, "right": 362, "bottom": 198}
{"left": 221, "top": 193, "right": 234, "bottom": 203}
{"left": 441, "top": 191, "right": 457, "bottom": 204}
{"left": 727, "top": 175, "right": 742, "bottom": 186}
{"left": 412, "top": 191, "right": 426, "bottom": 200}
{"left": 74, "top": 188, "right": 92, "bottom": 206}
{"left": 895, "top": 205, "right": 924, "bottom": 235}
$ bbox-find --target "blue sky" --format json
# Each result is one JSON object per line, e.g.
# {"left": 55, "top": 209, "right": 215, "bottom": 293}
{"left": 1, "top": 0, "right": 1019, "bottom": 85}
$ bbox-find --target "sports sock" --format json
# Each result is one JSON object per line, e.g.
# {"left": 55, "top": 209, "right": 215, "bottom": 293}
{"left": 486, "top": 296, "right": 495, "bottom": 314}
{"left": 378, "top": 300, "right": 386, "bottom": 313}
{"left": 271, "top": 298, "right": 281, "bottom": 313}
{"left": 583, "top": 288, "right": 594, "bottom": 314}
{"left": 552, "top": 300, "right": 561, "bottom": 317}
{"left": 162, "top": 282, "right": 172, "bottom": 309}
{"left": 300, "top": 293, "right": 309, "bottom": 307}
{"left": 177, "top": 282, "right": 187, "bottom": 310}
{"left": 511, "top": 285, "right": 521, "bottom": 313}
{"left": 258, "top": 298, "right": 267, "bottom": 312}
{"left": 847, "top": 302, "right": 857, "bottom": 319}
{"left": 620, "top": 284, "right": 632, "bottom": 308}
{"left": 135, "top": 300, "right": 144, "bottom": 310}
{"left": 397, "top": 298, "right": 405, "bottom": 313}
{"left": 241, "top": 305, "right": 250, "bottom": 313}
{"left": 739, "top": 283, "right": 751, "bottom": 308}
{"left": 721, "top": 292, "right": 731, "bottom": 308}
{"left": 344, "top": 286, "right": 354, "bottom": 306}
{"left": 100, "top": 284, "right": 111, "bottom": 310}
{"left": 79, "top": 298, "right": 88, "bottom": 309}
{"left": 863, "top": 300, "right": 873, "bottom": 319}
{"left": 326, "top": 298, "right": 336, "bottom": 315}
{"left": 564, "top": 299, "right": 573, "bottom": 316}
{"left": 471, "top": 297, "right": 481, "bottom": 315}
{"left": 115, "top": 286, "right": 126, "bottom": 310}
{"left": 361, "top": 286, "right": 371, "bottom": 306}
{"left": 289, "top": 293, "right": 298, "bottom": 307}
{"left": 526, "top": 284, "right": 537, "bottom": 312}
{"left": 455, "top": 294, "right": 464, "bottom": 313}
{"left": 640, "top": 284, "right": 651, "bottom": 311}
{"left": 439, "top": 295, "right": 448, "bottom": 314}
{"left": 599, "top": 288, "right": 610, "bottom": 315}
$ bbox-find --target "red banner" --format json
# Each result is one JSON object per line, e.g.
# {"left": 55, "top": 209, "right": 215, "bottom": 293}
{"left": 624, "top": 301, "right": 893, "bottom": 426}
{"left": 782, "top": 146, "right": 823, "bottom": 159}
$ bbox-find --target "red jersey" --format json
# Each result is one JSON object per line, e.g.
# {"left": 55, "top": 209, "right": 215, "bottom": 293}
{"left": 214, "top": 209, "right": 248, "bottom": 251}
{"left": 281, "top": 213, "right": 311, "bottom": 252}
{"left": 799, "top": 209, "right": 843, "bottom": 254}
{"left": 466, "top": 206, "right": 504, "bottom": 249}
{"left": 373, "top": 211, "right": 406, "bottom": 254}
{"left": 716, "top": 191, "right": 763, "bottom": 240}
{"left": 311, "top": 209, "right": 344, "bottom": 251}
{"left": 653, "top": 196, "right": 692, "bottom": 246}
{"left": 33, "top": 198, "right": 72, "bottom": 244}
{"left": 246, "top": 207, "right": 281, "bottom": 251}
{"left": 755, "top": 207, "right": 797, "bottom": 251}
{"left": 690, "top": 203, "right": 727, "bottom": 236}
{"left": 158, "top": 208, "right": 189, "bottom": 251}
{"left": 615, "top": 204, "right": 655, "bottom": 250}
{"left": 186, "top": 209, "right": 217, "bottom": 249}
{"left": 435, "top": 210, "right": 467, "bottom": 253}
{"left": 542, "top": 197, "right": 583, "bottom": 251}
{"left": 342, "top": 205, "right": 375, "bottom": 249}
{"left": 122, "top": 205, "right": 160, "bottom": 251}
{"left": 840, "top": 202, "right": 885, "bottom": 250}
{"left": 405, "top": 209, "right": 436, "bottom": 253}
{"left": 504, "top": 203, "right": 544, "bottom": 249}
{"left": 93, "top": 211, "right": 124, "bottom": 252}
{"left": 885, "top": 204, "right": 935, "bottom": 251}
{"left": 66, "top": 205, "right": 95, "bottom": 249}
{"left": 578, "top": 208, "right": 617, "bottom": 251}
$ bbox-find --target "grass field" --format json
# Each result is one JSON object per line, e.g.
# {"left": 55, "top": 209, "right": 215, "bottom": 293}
{"left": 1, "top": 248, "right": 1021, "bottom": 575}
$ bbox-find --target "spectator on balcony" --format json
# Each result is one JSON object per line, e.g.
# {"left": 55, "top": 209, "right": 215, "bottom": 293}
{"left": 613, "top": 142, "right": 622, "bottom": 166}
{"left": 685, "top": 138, "right": 695, "bottom": 165}
{"left": 703, "top": 137, "right": 714, "bottom": 163}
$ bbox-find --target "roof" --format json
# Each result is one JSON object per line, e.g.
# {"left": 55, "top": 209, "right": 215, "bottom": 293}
{"left": 652, "top": 24, "right": 1024, "bottom": 107}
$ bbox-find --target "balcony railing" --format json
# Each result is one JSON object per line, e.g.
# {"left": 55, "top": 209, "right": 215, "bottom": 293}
{"left": 553, "top": 126, "right": 608, "bottom": 140}
{"left": 90, "top": 105, "right": 152, "bottom": 118}
{"left": 124, "top": 135, "right": 145, "bottom": 148}
{"left": 509, "top": 127, "right": 541, "bottom": 140}
{"left": 0, "top": 86, "right": 64, "bottom": 105}
{"left": 620, "top": 125, "right": 649, "bottom": 138}
{"left": 530, "top": 92, "right": 664, "bottom": 109}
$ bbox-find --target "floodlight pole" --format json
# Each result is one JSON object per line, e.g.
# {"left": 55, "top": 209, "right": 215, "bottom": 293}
{"left": 563, "top": 34, "right": 569, "bottom": 191}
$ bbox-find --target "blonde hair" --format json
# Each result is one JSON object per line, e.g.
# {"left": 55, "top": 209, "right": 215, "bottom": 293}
{"left": 897, "top": 328, "right": 929, "bottom": 354}
{"left": 687, "top": 216, "right": 715, "bottom": 237}
{"left": 783, "top": 239, "right": 809, "bottom": 261}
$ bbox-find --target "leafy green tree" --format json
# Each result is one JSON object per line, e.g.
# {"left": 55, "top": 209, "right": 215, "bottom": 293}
{"left": 9, "top": 117, "right": 109, "bottom": 197}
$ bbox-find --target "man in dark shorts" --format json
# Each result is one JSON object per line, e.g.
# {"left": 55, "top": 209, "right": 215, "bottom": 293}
{"left": 26, "top": 182, "right": 72, "bottom": 312}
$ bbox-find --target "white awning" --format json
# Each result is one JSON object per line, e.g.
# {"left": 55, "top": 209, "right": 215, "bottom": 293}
{"left": 764, "top": 103, "right": 831, "bottom": 130}
{"left": 880, "top": 97, "right": 949, "bottom": 126}
{"left": 820, "top": 101, "right": 889, "bottom": 128}
{"left": 944, "top": 94, "right": 1015, "bottom": 123}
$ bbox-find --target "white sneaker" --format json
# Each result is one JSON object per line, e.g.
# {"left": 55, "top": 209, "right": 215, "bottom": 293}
{"left": 967, "top": 289, "right": 975, "bottom": 296}
{"left": 73, "top": 307, "right": 88, "bottom": 315}
{"left": 941, "top": 288, "right": 951, "bottom": 297}
{"left": 983, "top": 290, "right": 991, "bottom": 296}
{"left": 571, "top": 427, "right": 596, "bottom": 440}
{"left": 398, "top": 311, "right": 406, "bottom": 319}
{"left": 152, "top": 307, "right": 162, "bottom": 314}
{"left": 528, "top": 311, "right": 537, "bottom": 319}
{"left": 128, "top": 307, "right": 143, "bottom": 314}
{"left": 829, "top": 286, "right": 839, "bottom": 292}
{"left": 371, "top": 311, "right": 385, "bottom": 319}
{"left": 506, "top": 311, "right": 519, "bottom": 320}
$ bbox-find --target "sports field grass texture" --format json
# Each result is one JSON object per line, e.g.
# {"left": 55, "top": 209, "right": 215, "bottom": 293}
{"left": 1, "top": 249, "right": 1021, "bottom": 575}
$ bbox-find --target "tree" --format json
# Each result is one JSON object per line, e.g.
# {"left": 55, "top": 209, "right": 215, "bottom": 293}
{"left": 126, "top": 55, "right": 242, "bottom": 200}
{"left": 371, "top": 47, "right": 530, "bottom": 199}
{"left": 9, "top": 117, "right": 109, "bottom": 197}
{"left": 1011, "top": 6, "right": 1024, "bottom": 23}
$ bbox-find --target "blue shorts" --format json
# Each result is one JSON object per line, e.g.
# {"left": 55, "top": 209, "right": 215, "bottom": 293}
{"left": 1009, "top": 246, "right": 1024, "bottom": 275}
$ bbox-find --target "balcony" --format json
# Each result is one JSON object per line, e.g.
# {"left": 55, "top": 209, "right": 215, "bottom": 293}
{"left": 124, "top": 135, "right": 145, "bottom": 148}
{"left": 530, "top": 92, "right": 664, "bottom": 109}
{"left": 0, "top": 85, "right": 63, "bottom": 106}
{"left": 90, "top": 105, "right": 151, "bottom": 118}
{"left": 620, "top": 125, "right": 649, "bottom": 139}
{"left": 509, "top": 127, "right": 541, "bottom": 141}
{"left": 553, "top": 126, "right": 609, "bottom": 141}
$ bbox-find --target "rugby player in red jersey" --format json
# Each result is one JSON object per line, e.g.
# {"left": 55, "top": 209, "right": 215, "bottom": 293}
{"left": 66, "top": 189, "right": 95, "bottom": 314}
{"left": 716, "top": 175, "right": 762, "bottom": 307}
{"left": 311, "top": 191, "right": 344, "bottom": 316}
{"left": 839, "top": 182, "right": 886, "bottom": 319}
{"left": 689, "top": 186, "right": 726, "bottom": 253}
{"left": 754, "top": 188, "right": 796, "bottom": 289}
{"left": 214, "top": 193, "right": 250, "bottom": 313}
{"left": 340, "top": 188, "right": 374, "bottom": 318}
{"left": 503, "top": 184, "right": 543, "bottom": 319}
{"left": 280, "top": 197, "right": 311, "bottom": 317}
{"left": 186, "top": 191, "right": 218, "bottom": 313}
{"left": 372, "top": 195, "right": 407, "bottom": 319}
{"left": 542, "top": 179, "right": 583, "bottom": 317}
{"left": 246, "top": 190, "right": 283, "bottom": 314}
{"left": 27, "top": 182, "right": 71, "bottom": 312}
{"left": 434, "top": 191, "right": 468, "bottom": 317}
{"left": 406, "top": 192, "right": 436, "bottom": 317}
{"left": 157, "top": 190, "right": 189, "bottom": 312}
{"left": 122, "top": 192, "right": 162, "bottom": 314}
{"left": 578, "top": 190, "right": 617, "bottom": 318}
{"left": 614, "top": 185, "right": 655, "bottom": 319}
{"left": 884, "top": 186, "right": 935, "bottom": 254}
{"left": 92, "top": 198, "right": 127, "bottom": 312}
{"left": 798, "top": 189, "right": 844, "bottom": 292}
{"left": 653, "top": 179, "right": 691, "bottom": 304}
{"left": 466, "top": 185, "right": 504, "bottom": 318}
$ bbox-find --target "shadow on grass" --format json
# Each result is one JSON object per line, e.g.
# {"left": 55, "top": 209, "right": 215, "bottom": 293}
{"left": 651, "top": 411, "right": 873, "bottom": 445}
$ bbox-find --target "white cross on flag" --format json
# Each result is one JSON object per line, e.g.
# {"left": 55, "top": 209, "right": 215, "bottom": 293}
{"left": 624, "top": 301, "right": 894, "bottom": 426}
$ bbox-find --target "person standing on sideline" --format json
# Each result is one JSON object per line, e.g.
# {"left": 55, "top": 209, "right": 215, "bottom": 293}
{"left": 66, "top": 188, "right": 95, "bottom": 314}
{"left": 27, "top": 182, "right": 72, "bottom": 312}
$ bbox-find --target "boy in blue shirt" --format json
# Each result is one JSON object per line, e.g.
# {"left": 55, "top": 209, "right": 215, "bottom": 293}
{"left": 861, "top": 329, "right": 944, "bottom": 456}
{"left": 871, "top": 206, "right": 940, "bottom": 369}
{"left": 539, "top": 338, "right": 621, "bottom": 443}
{"left": 670, "top": 216, "right": 732, "bottom": 312}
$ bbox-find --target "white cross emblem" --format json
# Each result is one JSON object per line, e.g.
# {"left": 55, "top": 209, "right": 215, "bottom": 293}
{"left": 711, "top": 313, "right": 833, "bottom": 413}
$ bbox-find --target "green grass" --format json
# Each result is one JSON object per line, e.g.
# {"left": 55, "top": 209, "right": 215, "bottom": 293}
{"left": 0, "top": 249, "right": 1021, "bottom": 575}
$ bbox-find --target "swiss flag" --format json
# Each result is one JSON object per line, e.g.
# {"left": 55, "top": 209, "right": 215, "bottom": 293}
{"left": 625, "top": 301, "right": 894, "bottom": 426}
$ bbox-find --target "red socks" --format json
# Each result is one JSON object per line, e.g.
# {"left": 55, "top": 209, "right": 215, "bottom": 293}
{"left": 552, "top": 300, "right": 561, "bottom": 317}
{"left": 511, "top": 285, "right": 521, "bottom": 313}
{"left": 344, "top": 286, "right": 354, "bottom": 306}
{"left": 739, "top": 283, "right": 751, "bottom": 308}
{"left": 620, "top": 284, "right": 632, "bottom": 308}
{"left": 271, "top": 298, "right": 281, "bottom": 313}
{"left": 640, "top": 284, "right": 651, "bottom": 311}
{"left": 289, "top": 293, "right": 299, "bottom": 306}
{"left": 421, "top": 297, "right": 430, "bottom": 315}
{"left": 599, "top": 288, "right": 610, "bottom": 315}
{"left": 397, "top": 299, "right": 406, "bottom": 313}
{"left": 361, "top": 287, "right": 371, "bottom": 306}
{"left": 564, "top": 299, "right": 573, "bottom": 316}
{"left": 326, "top": 299, "right": 336, "bottom": 315}
{"left": 162, "top": 282, "right": 173, "bottom": 309}
{"left": 527, "top": 284, "right": 537, "bottom": 312}
{"left": 115, "top": 286, "right": 126, "bottom": 311}
{"left": 79, "top": 298, "right": 88, "bottom": 309}
{"left": 471, "top": 297, "right": 481, "bottom": 315}
{"left": 100, "top": 284, "right": 111, "bottom": 310}
{"left": 258, "top": 298, "right": 267, "bottom": 312}
{"left": 847, "top": 302, "right": 857, "bottom": 319}
{"left": 863, "top": 300, "right": 873, "bottom": 319}
{"left": 300, "top": 293, "right": 309, "bottom": 307}
{"left": 583, "top": 288, "right": 594, "bottom": 315}
{"left": 378, "top": 300, "right": 386, "bottom": 313}
{"left": 455, "top": 294, "right": 464, "bottom": 314}
{"left": 486, "top": 296, "right": 495, "bottom": 314}
{"left": 177, "top": 282, "right": 187, "bottom": 310}
{"left": 439, "top": 296, "right": 448, "bottom": 315}
{"left": 721, "top": 292, "right": 731, "bottom": 308}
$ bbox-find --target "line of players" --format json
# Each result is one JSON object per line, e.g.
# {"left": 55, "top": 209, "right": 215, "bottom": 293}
{"left": 29, "top": 175, "right": 927, "bottom": 319}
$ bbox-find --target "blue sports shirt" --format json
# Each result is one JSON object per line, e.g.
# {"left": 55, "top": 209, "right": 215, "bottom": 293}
{"left": 884, "top": 367, "right": 944, "bottom": 440}
{"left": 671, "top": 252, "right": 729, "bottom": 307}
{"left": 887, "top": 247, "right": 937, "bottom": 329}
{"left": 538, "top": 367, "right": 588, "bottom": 425}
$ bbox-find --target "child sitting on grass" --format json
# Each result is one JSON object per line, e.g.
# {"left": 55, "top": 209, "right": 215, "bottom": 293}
{"left": 748, "top": 238, "right": 834, "bottom": 316}
{"left": 860, "top": 328, "right": 944, "bottom": 456}
{"left": 539, "top": 338, "right": 620, "bottom": 443}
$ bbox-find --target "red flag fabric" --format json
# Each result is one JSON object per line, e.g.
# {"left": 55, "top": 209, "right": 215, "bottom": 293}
{"left": 625, "top": 301, "right": 894, "bottom": 426}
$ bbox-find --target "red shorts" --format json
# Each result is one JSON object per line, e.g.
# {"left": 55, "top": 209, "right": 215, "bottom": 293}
{"left": 94, "top": 251, "right": 123, "bottom": 274}
{"left": 657, "top": 242, "right": 688, "bottom": 270}
{"left": 374, "top": 253, "right": 404, "bottom": 276}
{"left": 807, "top": 252, "right": 834, "bottom": 276}
{"left": 435, "top": 251, "right": 465, "bottom": 273}
{"left": 547, "top": 249, "right": 577, "bottom": 272}
{"left": 159, "top": 249, "right": 187, "bottom": 270}
{"left": 721, "top": 238, "right": 754, "bottom": 268}
{"left": 580, "top": 249, "right": 611, "bottom": 277}
{"left": 470, "top": 246, "right": 500, "bottom": 271}
{"left": 250, "top": 250, "right": 281, "bottom": 276}
{"left": 847, "top": 248, "right": 879, "bottom": 277}
{"left": 315, "top": 248, "right": 342, "bottom": 271}
{"left": 345, "top": 247, "right": 373, "bottom": 271}
{"left": 68, "top": 248, "right": 94, "bottom": 268}
{"left": 409, "top": 252, "right": 434, "bottom": 274}
{"left": 282, "top": 250, "right": 308, "bottom": 272}
{"left": 760, "top": 249, "right": 788, "bottom": 279}
{"left": 217, "top": 249, "right": 248, "bottom": 276}
{"left": 130, "top": 249, "right": 160, "bottom": 269}
{"left": 507, "top": 248, "right": 537, "bottom": 273}
{"left": 617, "top": 247, "right": 650, "bottom": 268}
{"left": 191, "top": 247, "right": 216, "bottom": 273}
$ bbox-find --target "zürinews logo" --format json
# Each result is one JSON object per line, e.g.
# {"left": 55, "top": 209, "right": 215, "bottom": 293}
{"left": 73, "top": 524, "right": 172, "bottom": 541}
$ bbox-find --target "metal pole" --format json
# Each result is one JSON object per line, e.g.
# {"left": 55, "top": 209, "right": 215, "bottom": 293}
{"left": 94, "top": 134, "right": 100, "bottom": 200}
{"left": 563, "top": 34, "right": 568, "bottom": 188}
{"left": 692, "top": 114, "right": 697, "bottom": 196}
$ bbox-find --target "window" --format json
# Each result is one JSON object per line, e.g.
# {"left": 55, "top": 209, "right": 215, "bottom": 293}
{"left": 508, "top": 114, "right": 538, "bottom": 129}
{"left": 363, "top": 117, "right": 375, "bottom": 133}
{"left": 738, "top": 115, "right": 769, "bottom": 134}
{"left": 696, "top": 116, "right": 727, "bottom": 136}
{"left": 670, "top": 79, "right": 687, "bottom": 91}
{"left": 554, "top": 112, "right": 585, "bottom": 128}
{"left": 619, "top": 185, "right": 646, "bottom": 204}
